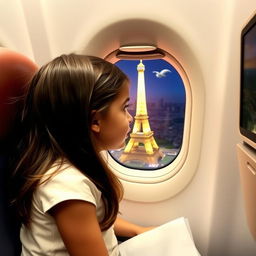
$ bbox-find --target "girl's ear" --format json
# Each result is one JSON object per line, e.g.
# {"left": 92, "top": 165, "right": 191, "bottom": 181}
{"left": 91, "top": 110, "right": 101, "bottom": 133}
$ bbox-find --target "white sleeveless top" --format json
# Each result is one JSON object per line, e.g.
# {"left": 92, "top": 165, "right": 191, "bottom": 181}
{"left": 20, "top": 163, "right": 119, "bottom": 256}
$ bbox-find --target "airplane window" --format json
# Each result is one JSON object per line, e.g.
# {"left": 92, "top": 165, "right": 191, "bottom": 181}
{"left": 108, "top": 59, "right": 186, "bottom": 170}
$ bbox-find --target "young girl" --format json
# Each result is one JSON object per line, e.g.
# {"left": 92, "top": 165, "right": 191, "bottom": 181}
{"left": 12, "top": 54, "right": 152, "bottom": 256}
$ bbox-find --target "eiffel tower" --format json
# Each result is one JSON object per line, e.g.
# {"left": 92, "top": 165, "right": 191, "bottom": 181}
{"left": 120, "top": 60, "right": 163, "bottom": 165}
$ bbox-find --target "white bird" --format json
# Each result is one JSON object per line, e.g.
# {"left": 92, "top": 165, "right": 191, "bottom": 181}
{"left": 153, "top": 69, "right": 171, "bottom": 78}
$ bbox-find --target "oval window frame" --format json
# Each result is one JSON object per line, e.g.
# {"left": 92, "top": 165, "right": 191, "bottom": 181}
{"left": 102, "top": 48, "right": 198, "bottom": 202}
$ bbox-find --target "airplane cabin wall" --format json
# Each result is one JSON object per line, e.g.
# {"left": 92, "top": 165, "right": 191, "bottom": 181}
{"left": 207, "top": 1, "right": 256, "bottom": 255}
{"left": 0, "top": 0, "right": 34, "bottom": 60}
{"left": 0, "top": 0, "right": 256, "bottom": 255}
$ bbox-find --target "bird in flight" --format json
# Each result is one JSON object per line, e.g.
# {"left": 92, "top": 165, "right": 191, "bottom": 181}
{"left": 153, "top": 69, "right": 171, "bottom": 78}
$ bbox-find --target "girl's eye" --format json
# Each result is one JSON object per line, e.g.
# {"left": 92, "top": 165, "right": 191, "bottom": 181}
{"left": 124, "top": 104, "right": 131, "bottom": 110}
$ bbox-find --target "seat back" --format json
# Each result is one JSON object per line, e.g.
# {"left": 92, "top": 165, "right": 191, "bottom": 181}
{"left": 0, "top": 48, "right": 37, "bottom": 255}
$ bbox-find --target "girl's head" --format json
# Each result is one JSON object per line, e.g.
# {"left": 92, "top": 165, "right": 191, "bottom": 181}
{"left": 23, "top": 54, "right": 131, "bottom": 153}
{"left": 14, "top": 54, "right": 131, "bottom": 230}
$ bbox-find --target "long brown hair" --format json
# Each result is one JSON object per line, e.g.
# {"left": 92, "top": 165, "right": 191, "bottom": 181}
{"left": 12, "top": 54, "right": 126, "bottom": 231}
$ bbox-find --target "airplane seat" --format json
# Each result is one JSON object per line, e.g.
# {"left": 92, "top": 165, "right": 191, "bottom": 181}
{"left": 0, "top": 48, "right": 38, "bottom": 256}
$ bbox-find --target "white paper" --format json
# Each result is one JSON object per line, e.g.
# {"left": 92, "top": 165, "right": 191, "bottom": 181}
{"left": 118, "top": 217, "right": 201, "bottom": 256}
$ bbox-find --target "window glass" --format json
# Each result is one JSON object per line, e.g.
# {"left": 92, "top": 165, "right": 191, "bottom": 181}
{"left": 109, "top": 59, "right": 186, "bottom": 170}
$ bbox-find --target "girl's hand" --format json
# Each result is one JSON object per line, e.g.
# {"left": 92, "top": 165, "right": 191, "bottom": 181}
{"left": 114, "top": 217, "right": 156, "bottom": 238}
{"left": 135, "top": 225, "right": 156, "bottom": 235}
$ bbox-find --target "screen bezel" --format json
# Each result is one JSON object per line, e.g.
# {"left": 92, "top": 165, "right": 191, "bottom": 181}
{"left": 240, "top": 13, "right": 256, "bottom": 149}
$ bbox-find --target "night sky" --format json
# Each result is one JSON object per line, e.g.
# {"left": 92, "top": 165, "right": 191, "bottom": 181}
{"left": 115, "top": 59, "right": 185, "bottom": 104}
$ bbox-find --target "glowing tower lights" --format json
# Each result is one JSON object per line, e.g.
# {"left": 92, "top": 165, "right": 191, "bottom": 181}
{"left": 120, "top": 60, "right": 163, "bottom": 165}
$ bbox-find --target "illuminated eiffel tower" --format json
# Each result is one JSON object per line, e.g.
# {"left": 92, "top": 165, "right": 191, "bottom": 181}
{"left": 120, "top": 60, "right": 163, "bottom": 165}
